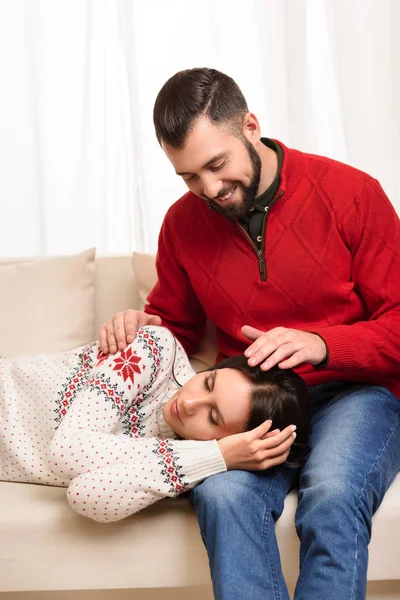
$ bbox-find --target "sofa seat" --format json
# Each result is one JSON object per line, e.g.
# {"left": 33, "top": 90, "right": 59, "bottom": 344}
{"left": 1, "top": 253, "right": 399, "bottom": 596}
{"left": 0, "top": 474, "right": 399, "bottom": 592}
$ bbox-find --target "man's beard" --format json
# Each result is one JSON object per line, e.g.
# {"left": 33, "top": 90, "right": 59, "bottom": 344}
{"left": 207, "top": 140, "right": 262, "bottom": 220}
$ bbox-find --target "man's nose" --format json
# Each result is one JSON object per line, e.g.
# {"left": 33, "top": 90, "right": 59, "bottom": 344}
{"left": 202, "top": 176, "right": 223, "bottom": 200}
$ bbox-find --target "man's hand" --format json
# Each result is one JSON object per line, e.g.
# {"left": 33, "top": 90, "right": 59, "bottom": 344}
{"left": 217, "top": 419, "right": 296, "bottom": 471}
{"left": 242, "top": 325, "right": 327, "bottom": 370}
{"left": 99, "top": 310, "right": 162, "bottom": 355}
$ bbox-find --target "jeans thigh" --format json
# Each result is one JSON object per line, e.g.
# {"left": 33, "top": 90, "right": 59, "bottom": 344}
{"left": 302, "top": 384, "right": 400, "bottom": 500}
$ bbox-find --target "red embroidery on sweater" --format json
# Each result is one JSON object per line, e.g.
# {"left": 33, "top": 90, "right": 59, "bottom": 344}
{"left": 113, "top": 347, "right": 142, "bottom": 383}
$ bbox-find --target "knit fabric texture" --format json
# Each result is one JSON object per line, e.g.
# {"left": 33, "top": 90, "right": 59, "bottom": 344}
{"left": 146, "top": 140, "right": 400, "bottom": 398}
{"left": 0, "top": 326, "right": 226, "bottom": 522}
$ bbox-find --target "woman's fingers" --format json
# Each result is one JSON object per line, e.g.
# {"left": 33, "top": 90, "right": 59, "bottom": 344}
{"left": 261, "top": 429, "right": 296, "bottom": 458}
{"left": 261, "top": 449, "right": 291, "bottom": 470}
{"left": 250, "top": 419, "right": 273, "bottom": 439}
{"left": 258, "top": 424, "right": 296, "bottom": 446}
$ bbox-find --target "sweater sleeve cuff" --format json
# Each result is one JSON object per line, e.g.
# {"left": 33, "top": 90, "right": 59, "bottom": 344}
{"left": 311, "top": 326, "right": 358, "bottom": 371}
{"left": 175, "top": 439, "right": 227, "bottom": 487}
{"left": 309, "top": 332, "right": 330, "bottom": 369}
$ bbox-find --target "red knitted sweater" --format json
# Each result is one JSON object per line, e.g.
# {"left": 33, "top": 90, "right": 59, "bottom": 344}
{"left": 146, "top": 141, "right": 400, "bottom": 398}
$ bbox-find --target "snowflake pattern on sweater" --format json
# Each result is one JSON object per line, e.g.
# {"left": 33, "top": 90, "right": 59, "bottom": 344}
{"left": 0, "top": 326, "right": 226, "bottom": 522}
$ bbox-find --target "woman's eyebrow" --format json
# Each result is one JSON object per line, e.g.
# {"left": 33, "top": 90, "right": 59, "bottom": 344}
{"left": 212, "top": 371, "right": 226, "bottom": 427}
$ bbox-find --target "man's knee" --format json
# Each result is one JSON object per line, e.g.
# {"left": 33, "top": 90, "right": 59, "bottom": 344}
{"left": 191, "top": 468, "right": 291, "bottom": 523}
{"left": 191, "top": 470, "right": 254, "bottom": 511}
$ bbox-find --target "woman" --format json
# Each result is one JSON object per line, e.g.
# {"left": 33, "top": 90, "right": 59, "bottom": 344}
{"left": 0, "top": 326, "right": 310, "bottom": 522}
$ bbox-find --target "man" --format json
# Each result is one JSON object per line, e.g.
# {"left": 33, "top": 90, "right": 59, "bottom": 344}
{"left": 99, "top": 68, "right": 400, "bottom": 600}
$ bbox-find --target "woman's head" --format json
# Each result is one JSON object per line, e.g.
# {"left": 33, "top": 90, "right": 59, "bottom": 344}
{"left": 163, "top": 355, "right": 311, "bottom": 466}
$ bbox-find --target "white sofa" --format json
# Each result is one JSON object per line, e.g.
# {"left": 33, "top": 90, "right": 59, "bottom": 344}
{"left": 0, "top": 251, "right": 399, "bottom": 600}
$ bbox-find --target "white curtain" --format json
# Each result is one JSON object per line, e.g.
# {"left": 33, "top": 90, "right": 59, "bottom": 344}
{"left": 0, "top": 0, "right": 399, "bottom": 257}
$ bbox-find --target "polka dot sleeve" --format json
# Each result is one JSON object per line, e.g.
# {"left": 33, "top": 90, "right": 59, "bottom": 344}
{"left": 65, "top": 437, "right": 225, "bottom": 522}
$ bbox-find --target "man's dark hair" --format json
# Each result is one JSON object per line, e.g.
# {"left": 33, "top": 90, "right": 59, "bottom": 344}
{"left": 209, "top": 356, "right": 312, "bottom": 468}
{"left": 153, "top": 68, "right": 248, "bottom": 148}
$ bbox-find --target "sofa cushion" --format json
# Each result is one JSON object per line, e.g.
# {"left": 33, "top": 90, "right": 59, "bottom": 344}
{"left": 131, "top": 252, "right": 218, "bottom": 371}
{"left": 0, "top": 248, "right": 95, "bottom": 358}
{"left": 1, "top": 474, "right": 399, "bottom": 592}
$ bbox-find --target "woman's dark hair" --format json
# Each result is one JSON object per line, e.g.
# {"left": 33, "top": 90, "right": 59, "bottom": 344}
{"left": 209, "top": 355, "right": 312, "bottom": 468}
{"left": 153, "top": 68, "right": 248, "bottom": 148}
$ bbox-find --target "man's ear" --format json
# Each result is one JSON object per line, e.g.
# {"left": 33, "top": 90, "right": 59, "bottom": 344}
{"left": 242, "top": 112, "right": 261, "bottom": 143}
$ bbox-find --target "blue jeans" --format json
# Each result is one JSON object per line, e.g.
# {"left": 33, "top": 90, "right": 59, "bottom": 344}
{"left": 190, "top": 382, "right": 400, "bottom": 600}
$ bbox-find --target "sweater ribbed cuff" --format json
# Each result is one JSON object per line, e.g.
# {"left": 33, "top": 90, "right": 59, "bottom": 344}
{"left": 311, "top": 325, "right": 357, "bottom": 371}
{"left": 175, "top": 439, "right": 227, "bottom": 486}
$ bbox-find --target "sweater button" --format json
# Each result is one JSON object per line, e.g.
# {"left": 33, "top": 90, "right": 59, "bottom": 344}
{"left": 257, "top": 236, "right": 262, "bottom": 243}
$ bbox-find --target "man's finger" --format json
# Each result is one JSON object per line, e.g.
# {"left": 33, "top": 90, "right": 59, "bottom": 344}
{"left": 124, "top": 312, "right": 138, "bottom": 344}
{"left": 259, "top": 343, "right": 297, "bottom": 371}
{"left": 245, "top": 337, "right": 272, "bottom": 360}
{"left": 241, "top": 325, "right": 265, "bottom": 342}
{"left": 278, "top": 350, "right": 307, "bottom": 369}
{"left": 247, "top": 341, "right": 282, "bottom": 366}
{"left": 148, "top": 315, "right": 162, "bottom": 327}
{"left": 105, "top": 323, "right": 118, "bottom": 354}
{"left": 112, "top": 314, "right": 129, "bottom": 351}
{"left": 99, "top": 324, "right": 110, "bottom": 354}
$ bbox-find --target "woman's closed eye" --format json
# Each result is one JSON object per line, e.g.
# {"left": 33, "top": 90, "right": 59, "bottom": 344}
{"left": 208, "top": 409, "right": 217, "bottom": 426}
{"left": 203, "top": 374, "right": 218, "bottom": 426}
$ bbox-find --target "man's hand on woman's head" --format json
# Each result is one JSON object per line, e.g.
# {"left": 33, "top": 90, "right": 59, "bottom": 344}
{"left": 217, "top": 419, "right": 297, "bottom": 471}
{"left": 242, "top": 325, "right": 327, "bottom": 371}
{"left": 99, "top": 310, "right": 162, "bottom": 355}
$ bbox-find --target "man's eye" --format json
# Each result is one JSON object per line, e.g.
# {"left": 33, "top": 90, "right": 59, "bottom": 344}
{"left": 183, "top": 174, "right": 197, "bottom": 182}
{"left": 209, "top": 162, "right": 225, "bottom": 172}
{"left": 208, "top": 409, "right": 217, "bottom": 426}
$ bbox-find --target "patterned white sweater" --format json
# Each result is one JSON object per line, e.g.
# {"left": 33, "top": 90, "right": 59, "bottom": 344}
{"left": 0, "top": 326, "right": 226, "bottom": 522}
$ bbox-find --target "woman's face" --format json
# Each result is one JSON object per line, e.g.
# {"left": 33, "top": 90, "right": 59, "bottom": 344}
{"left": 163, "top": 368, "right": 252, "bottom": 440}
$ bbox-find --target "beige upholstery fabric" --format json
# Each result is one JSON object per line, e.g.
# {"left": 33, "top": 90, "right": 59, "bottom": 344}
{"left": 0, "top": 248, "right": 95, "bottom": 358}
{"left": 0, "top": 477, "right": 399, "bottom": 592}
{"left": 0, "top": 253, "right": 399, "bottom": 594}
{"left": 131, "top": 252, "right": 218, "bottom": 371}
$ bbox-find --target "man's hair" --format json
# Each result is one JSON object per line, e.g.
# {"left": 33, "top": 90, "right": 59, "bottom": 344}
{"left": 209, "top": 356, "right": 312, "bottom": 468}
{"left": 153, "top": 68, "right": 248, "bottom": 148}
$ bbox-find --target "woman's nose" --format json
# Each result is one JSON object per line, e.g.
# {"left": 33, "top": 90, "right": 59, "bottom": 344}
{"left": 182, "top": 396, "right": 207, "bottom": 416}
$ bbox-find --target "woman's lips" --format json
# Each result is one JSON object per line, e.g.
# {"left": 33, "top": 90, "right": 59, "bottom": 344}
{"left": 173, "top": 398, "right": 183, "bottom": 424}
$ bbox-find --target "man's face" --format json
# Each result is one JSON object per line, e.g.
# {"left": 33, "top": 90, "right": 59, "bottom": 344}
{"left": 162, "top": 116, "right": 262, "bottom": 220}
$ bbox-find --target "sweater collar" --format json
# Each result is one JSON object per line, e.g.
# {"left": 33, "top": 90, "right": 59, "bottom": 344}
{"left": 271, "top": 139, "right": 306, "bottom": 203}
{"left": 156, "top": 402, "right": 177, "bottom": 438}
{"left": 194, "top": 139, "right": 306, "bottom": 213}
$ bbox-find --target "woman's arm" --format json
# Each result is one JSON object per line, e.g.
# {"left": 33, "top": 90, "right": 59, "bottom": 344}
{"left": 66, "top": 437, "right": 225, "bottom": 522}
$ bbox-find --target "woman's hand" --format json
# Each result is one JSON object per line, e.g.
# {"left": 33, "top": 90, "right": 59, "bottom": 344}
{"left": 99, "top": 310, "right": 162, "bottom": 354}
{"left": 217, "top": 419, "right": 297, "bottom": 471}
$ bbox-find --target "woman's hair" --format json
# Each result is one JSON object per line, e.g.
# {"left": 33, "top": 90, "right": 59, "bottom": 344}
{"left": 208, "top": 355, "right": 312, "bottom": 468}
{"left": 153, "top": 67, "right": 248, "bottom": 148}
